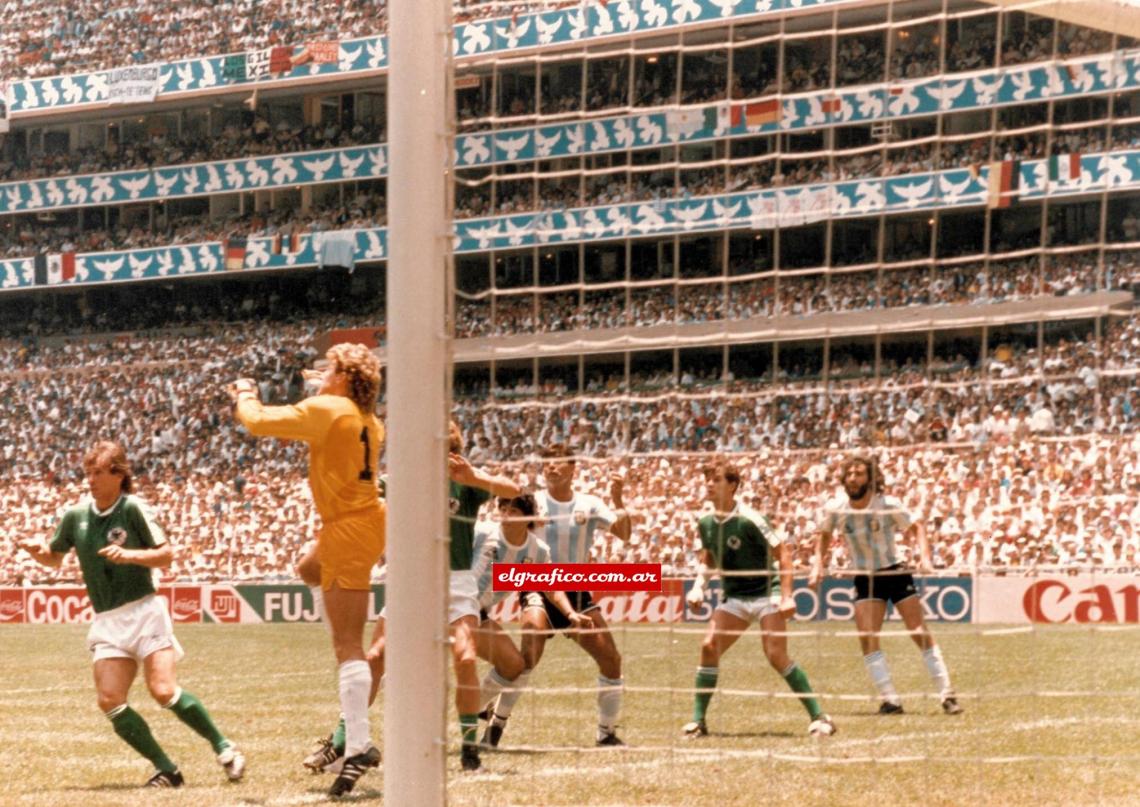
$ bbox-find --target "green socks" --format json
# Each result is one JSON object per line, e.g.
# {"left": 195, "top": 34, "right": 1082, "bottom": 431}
{"left": 108, "top": 704, "right": 176, "bottom": 772}
{"left": 459, "top": 713, "right": 478, "bottom": 747}
{"left": 164, "top": 688, "right": 229, "bottom": 754}
{"left": 782, "top": 662, "right": 823, "bottom": 720}
{"left": 693, "top": 666, "right": 719, "bottom": 722}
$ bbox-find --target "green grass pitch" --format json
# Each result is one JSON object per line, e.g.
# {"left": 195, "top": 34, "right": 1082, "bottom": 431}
{"left": 1, "top": 622, "right": 1137, "bottom": 806}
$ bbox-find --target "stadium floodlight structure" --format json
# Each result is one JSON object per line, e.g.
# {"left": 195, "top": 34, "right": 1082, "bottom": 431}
{"left": 386, "top": 0, "right": 452, "bottom": 804}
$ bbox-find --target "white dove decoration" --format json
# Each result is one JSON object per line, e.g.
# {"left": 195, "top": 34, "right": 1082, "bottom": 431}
{"left": 5, "top": 185, "right": 25, "bottom": 211}
{"left": 119, "top": 175, "right": 151, "bottom": 200}
{"left": 592, "top": 4, "right": 614, "bottom": 36}
{"left": 246, "top": 239, "right": 270, "bottom": 267}
{"left": 712, "top": 199, "right": 742, "bottom": 224}
{"left": 93, "top": 256, "right": 125, "bottom": 281}
{"left": 367, "top": 147, "right": 387, "bottom": 175}
{"left": 567, "top": 7, "right": 586, "bottom": 40}
{"left": 339, "top": 45, "right": 362, "bottom": 72}
{"left": 367, "top": 40, "right": 385, "bottom": 69}
{"left": 177, "top": 247, "right": 196, "bottom": 274}
{"left": 129, "top": 254, "right": 154, "bottom": 279}
{"left": 635, "top": 115, "right": 663, "bottom": 144}
{"left": 641, "top": 0, "right": 668, "bottom": 28}
{"left": 298, "top": 153, "right": 332, "bottom": 180}
{"left": 709, "top": 0, "right": 741, "bottom": 16}
{"left": 157, "top": 250, "right": 174, "bottom": 276}
{"left": 176, "top": 64, "right": 195, "bottom": 91}
{"left": 181, "top": 168, "right": 201, "bottom": 194}
{"left": 203, "top": 165, "right": 223, "bottom": 192}
{"left": 364, "top": 230, "right": 385, "bottom": 259}
{"left": 612, "top": 118, "right": 634, "bottom": 148}
{"left": 339, "top": 151, "right": 365, "bottom": 177}
{"left": 61, "top": 77, "right": 83, "bottom": 104}
{"left": 3, "top": 262, "right": 20, "bottom": 289}
{"left": 65, "top": 179, "right": 88, "bottom": 204}
{"left": 27, "top": 184, "right": 44, "bottom": 210}
{"left": 537, "top": 15, "right": 564, "bottom": 45}
{"left": 926, "top": 80, "right": 966, "bottom": 111}
{"left": 938, "top": 173, "right": 975, "bottom": 203}
{"left": 566, "top": 124, "right": 585, "bottom": 153}
{"left": 971, "top": 75, "right": 999, "bottom": 106}
{"left": 155, "top": 171, "right": 178, "bottom": 197}
{"left": 1102, "top": 155, "right": 1131, "bottom": 186}
{"left": 45, "top": 180, "right": 64, "bottom": 206}
{"left": 1009, "top": 71, "right": 1035, "bottom": 102}
{"left": 90, "top": 176, "right": 114, "bottom": 203}
{"left": 495, "top": 18, "right": 531, "bottom": 49}
{"left": 606, "top": 206, "right": 631, "bottom": 235}
{"left": 535, "top": 128, "right": 563, "bottom": 158}
{"left": 504, "top": 218, "right": 531, "bottom": 246}
{"left": 892, "top": 177, "right": 934, "bottom": 208}
{"left": 633, "top": 204, "right": 668, "bottom": 233}
{"left": 86, "top": 73, "right": 109, "bottom": 102}
{"left": 673, "top": 201, "right": 709, "bottom": 229}
{"left": 224, "top": 162, "right": 246, "bottom": 190}
{"left": 591, "top": 122, "right": 612, "bottom": 151}
{"left": 495, "top": 133, "right": 530, "bottom": 161}
{"left": 197, "top": 244, "right": 219, "bottom": 273}
{"left": 462, "top": 136, "right": 491, "bottom": 165}
{"left": 671, "top": 0, "right": 701, "bottom": 24}
{"left": 852, "top": 181, "right": 887, "bottom": 212}
{"left": 462, "top": 23, "right": 492, "bottom": 55}
{"left": 23, "top": 82, "right": 40, "bottom": 110}
{"left": 583, "top": 209, "right": 608, "bottom": 238}
{"left": 466, "top": 222, "right": 502, "bottom": 249}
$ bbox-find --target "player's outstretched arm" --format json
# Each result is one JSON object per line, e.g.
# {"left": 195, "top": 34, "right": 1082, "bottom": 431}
{"left": 97, "top": 543, "right": 174, "bottom": 569}
{"left": 809, "top": 531, "right": 831, "bottom": 590}
{"left": 228, "top": 378, "right": 326, "bottom": 441}
{"left": 15, "top": 538, "right": 65, "bottom": 568}
{"left": 608, "top": 473, "right": 632, "bottom": 542}
{"left": 448, "top": 453, "right": 520, "bottom": 498}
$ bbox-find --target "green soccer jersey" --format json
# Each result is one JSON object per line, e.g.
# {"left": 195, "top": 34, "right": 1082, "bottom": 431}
{"left": 698, "top": 503, "right": 783, "bottom": 600}
{"left": 48, "top": 495, "right": 166, "bottom": 614}
{"left": 449, "top": 481, "right": 491, "bottom": 572}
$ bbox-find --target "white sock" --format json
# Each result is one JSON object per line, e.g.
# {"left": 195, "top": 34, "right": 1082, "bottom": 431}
{"left": 338, "top": 660, "right": 372, "bottom": 756}
{"left": 492, "top": 668, "right": 530, "bottom": 720}
{"left": 864, "top": 651, "right": 900, "bottom": 704}
{"left": 480, "top": 668, "right": 515, "bottom": 712}
{"left": 597, "top": 675, "right": 623, "bottom": 736}
{"left": 309, "top": 586, "right": 330, "bottom": 634}
{"left": 922, "top": 645, "right": 953, "bottom": 698}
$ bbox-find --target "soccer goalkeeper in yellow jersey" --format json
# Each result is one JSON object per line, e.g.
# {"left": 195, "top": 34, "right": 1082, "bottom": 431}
{"left": 229, "top": 342, "right": 385, "bottom": 797}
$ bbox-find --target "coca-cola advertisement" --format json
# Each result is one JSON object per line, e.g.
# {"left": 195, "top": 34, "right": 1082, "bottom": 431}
{"left": 0, "top": 588, "right": 24, "bottom": 623}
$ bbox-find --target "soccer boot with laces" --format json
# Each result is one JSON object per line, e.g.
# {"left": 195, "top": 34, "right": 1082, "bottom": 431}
{"left": 461, "top": 744, "right": 482, "bottom": 772}
{"left": 328, "top": 745, "right": 381, "bottom": 797}
{"left": 217, "top": 744, "right": 246, "bottom": 781}
{"left": 303, "top": 735, "right": 341, "bottom": 773}
{"left": 878, "top": 700, "right": 905, "bottom": 715}
{"left": 145, "top": 769, "right": 184, "bottom": 788}
{"left": 596, "top": 728, "right": 625, "bottom": 746}
{"left": 681, "top": 720, "right": 708, "bottom": 739}
{"left": 481, "top": 715, "right": 507, "bottom": 748}
{"left": 808, "top": 715, "right": 837, "bottom": 736}
{"left": 941, "top": 696, "right": 964, "bottom": 715}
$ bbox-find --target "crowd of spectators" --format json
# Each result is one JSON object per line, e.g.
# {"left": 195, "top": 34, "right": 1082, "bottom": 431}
{"left": 452, "top": 249, "right": 1137, "bottom": 338}
{"left": 0, "top": 290, "right": 1136, "bottom": 584}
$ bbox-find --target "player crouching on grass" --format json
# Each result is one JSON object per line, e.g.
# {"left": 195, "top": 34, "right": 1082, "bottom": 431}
{"left": 17, "top": 441, "right": 245, "bottom": 789}
{"left": 682, "top": 460, "right": 835, "bottom": 740}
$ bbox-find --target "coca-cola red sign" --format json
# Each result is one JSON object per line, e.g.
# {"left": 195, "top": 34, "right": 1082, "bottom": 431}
{"left": 0, "top": 589, "right": 24, "bottom": 623}
{"left": 169, "top": 586, "right": 202, "bottom": 623}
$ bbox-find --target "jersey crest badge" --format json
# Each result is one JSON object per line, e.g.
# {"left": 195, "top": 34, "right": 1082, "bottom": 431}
{"left": 573, "top": 510, "right": 587, "bottom": 525}
{"left": 107, "top": 527, "right": 128, "bottom": 547}
{"left": 727, "top": 535, "right": 742, "bottom": 550}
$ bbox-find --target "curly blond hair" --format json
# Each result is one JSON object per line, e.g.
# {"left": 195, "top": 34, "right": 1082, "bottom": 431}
{"left": 326, "top": 343, "right": 382, "bottom": 412}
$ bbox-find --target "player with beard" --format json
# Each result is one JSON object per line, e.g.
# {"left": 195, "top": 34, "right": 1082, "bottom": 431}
{"left": 810, "top": 455, "right": 963, "bottom": 715}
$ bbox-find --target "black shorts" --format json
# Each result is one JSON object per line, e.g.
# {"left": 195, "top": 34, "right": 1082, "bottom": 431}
{"left": 478, "top": 608, "right": 489, "bottom": 623}
{"left": 853, "top": 564, "right": 918, "bottom": 604}
{"left": 519, "top": 590, "right": 598, "bottom": 631}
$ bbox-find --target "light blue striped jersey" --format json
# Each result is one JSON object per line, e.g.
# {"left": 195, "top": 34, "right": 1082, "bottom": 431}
{"left": 537, "top": 490, "right": 616, "bottom": 564}
{"left": 821, "top": 494, "right": 914, "bottom": 571}
{"left": 471, "top": 523, "right": 551, "bottom": 610}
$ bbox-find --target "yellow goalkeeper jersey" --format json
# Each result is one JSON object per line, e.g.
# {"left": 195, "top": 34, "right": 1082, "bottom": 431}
{"left": 236, "top": 394, "right": 384, "bottom": 524}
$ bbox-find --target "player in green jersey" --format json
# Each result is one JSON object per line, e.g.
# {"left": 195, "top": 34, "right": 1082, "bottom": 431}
{"left": 17, "top": 441, "right": 245, "bottom": 789}
{"left": 682, "top": 460, "right": 835, "bottom": 739}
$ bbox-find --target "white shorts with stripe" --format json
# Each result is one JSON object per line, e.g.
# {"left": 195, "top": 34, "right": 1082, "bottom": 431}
{"left": 716, "top": 594, "right": 781, "bottom": 624}
{"left": 378, "top": 570, "right": 481, "bottom": 626}
{"left": 87, "top": 594, "right": 184, "bottom": 663}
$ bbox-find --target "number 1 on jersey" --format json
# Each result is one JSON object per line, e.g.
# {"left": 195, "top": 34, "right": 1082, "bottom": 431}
{"left": 359, "top": 427, "right": 374, "bottom": 481}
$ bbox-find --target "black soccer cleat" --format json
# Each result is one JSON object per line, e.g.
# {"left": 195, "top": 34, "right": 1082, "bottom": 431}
{"left": 941, "top": 696, "right": 964, "bottom": 715}
{"left": 481, "top": 717, "right": 507, "bottom": 748}
{"left": 461, "top": 744, "right": 482, "bottom": 772}
{"left": 328, "top": 745, "right": 381, "bottom": 797}
{"left": 596, "top": 728, "right": 625, "bottom": 746}
{"left": 303, "top": 735, "right": 340, "bottom": 773}
{"left": 145, "top": 769, "right": 184, "bottom": 788}
{"left": 878, "top": 700, "right": 905, "bottom": 715}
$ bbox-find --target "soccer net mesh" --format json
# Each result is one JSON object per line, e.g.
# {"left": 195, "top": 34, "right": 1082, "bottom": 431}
{"left": 437, "top": 0, "right": 1140, "bottom": 798}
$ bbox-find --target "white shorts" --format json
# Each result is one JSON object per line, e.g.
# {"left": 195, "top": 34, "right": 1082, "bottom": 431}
{"left": 717, "top": 594, "right": 781, "bottom": 624}
{"left": 378, "top": 571, "right": 481, "bottom": 625}
{"left": 87, "top": 595, "right": 184, "bottom": 663}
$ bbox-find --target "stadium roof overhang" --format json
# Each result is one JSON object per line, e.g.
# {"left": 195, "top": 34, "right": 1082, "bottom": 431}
{"left": 982, "top": 0, "right": 1140, "bottom": 39}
